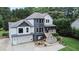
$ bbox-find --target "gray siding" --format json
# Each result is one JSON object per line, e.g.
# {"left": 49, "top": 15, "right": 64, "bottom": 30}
{"left": 33, "top": 18, "right": 44, "bottom": 40}
{"left": 18, "top": 22, "right": 30, "bottom": 27}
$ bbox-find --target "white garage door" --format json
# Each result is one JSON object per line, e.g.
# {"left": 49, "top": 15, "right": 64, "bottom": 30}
{"left": 12, "top": 35, "right": 33, "bottom": 45}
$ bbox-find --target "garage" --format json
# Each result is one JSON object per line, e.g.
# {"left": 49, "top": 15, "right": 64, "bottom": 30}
{"left": 12, "top": 35, "right": 33, "bottom": 45}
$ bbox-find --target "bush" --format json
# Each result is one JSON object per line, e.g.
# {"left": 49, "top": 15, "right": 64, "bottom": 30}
{"left": 52, "top": 33, "right": 59, "bottom": 37}
{"left": 2, "top": 32, "right": 9, "bottom": 37}
{"left": 57, "top": 36, "right": 61, "bottom": 41}
{"left": 0, "top": 28, "right": 3, "bottom": 31}
{"left": 57, "top": 36, "right": 63, "bottom": 44}
{"left": 72, "top": 28, "right": 79, "bottom": 39}
{"left": 54, "top": 18, "right": 72, "bottom": 37}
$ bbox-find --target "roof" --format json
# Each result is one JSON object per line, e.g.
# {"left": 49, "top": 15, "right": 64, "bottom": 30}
{"left": 9, "top": 19, "right": 33, "bottom": 28}
{"left": 9, "top": 12, "right": 50, "bottom": 28}
{"left": 44, "top": 24, "right": 56, "bottom": 27}
{"left": 26, "top": 12, "right": 48, "bottom": 19}
{"left": 71, "top": 19, "right": 79, "bottom": 29}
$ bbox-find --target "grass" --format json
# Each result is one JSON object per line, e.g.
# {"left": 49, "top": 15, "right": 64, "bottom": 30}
{"left": 59, "top": 37, "right": 79, "bottom": 51}
{"left": 0, "top": 29, "right": 8, "bottom": 37}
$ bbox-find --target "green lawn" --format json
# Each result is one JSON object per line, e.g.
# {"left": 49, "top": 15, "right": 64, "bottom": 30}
{"left": 0, "top": 30, "right": 8, "bottom": 37}
{"left": 59, "top": 37, "right": 79, "bottom": 51}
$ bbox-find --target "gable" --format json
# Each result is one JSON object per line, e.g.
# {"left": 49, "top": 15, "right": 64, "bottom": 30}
{"left": 18, "top": 21, "right": 30, "bottom": 27}
{"left": 9, "top": 19, "right": 33, "bottom": 28}
{"left": 44, "top": 15, "right": 53, "bottom": 25}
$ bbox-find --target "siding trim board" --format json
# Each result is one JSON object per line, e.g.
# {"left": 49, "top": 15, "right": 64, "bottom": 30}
{"left": 12, "top": 33, "right": 33, "bottom": 37}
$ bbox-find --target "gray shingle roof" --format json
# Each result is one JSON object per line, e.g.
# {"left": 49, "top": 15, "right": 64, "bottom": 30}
{"left": 9, "top": 12, "right": 49, "bottom": 28}
{"left": 44, "top": 24, "right": 56, "bottom": 27}
{"left": 9, "top": 19, "right": 33, "bottom": 28}
{"left": 26, "top": 12, "right": 48, "bottom": 19}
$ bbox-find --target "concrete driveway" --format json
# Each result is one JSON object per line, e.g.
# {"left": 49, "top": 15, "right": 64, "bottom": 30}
{"left": 0, "top": 38, "right": 65, "bottom": 51}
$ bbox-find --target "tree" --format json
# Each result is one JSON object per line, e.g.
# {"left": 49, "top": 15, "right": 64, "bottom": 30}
{"left": 54, "top": 18, "right": 72, "bottom": 36}
{"left": 0, "top": 15, "right": 3, "bottom": 28}
{"left": 11, "top": 7, "right": 34, "bottom": 20}
{"left": 0, "top": 7, "right": 11, "bottom": 30}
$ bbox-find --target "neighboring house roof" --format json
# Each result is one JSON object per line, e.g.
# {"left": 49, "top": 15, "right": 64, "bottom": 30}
{"left": 26, "top": 12, "right": 48, "bottom": 19}
{"left": 9, "top": 19, "right": 33, "bottom": 28}
{"left": 71, "top": 19, "right": 79, "bottom": 29}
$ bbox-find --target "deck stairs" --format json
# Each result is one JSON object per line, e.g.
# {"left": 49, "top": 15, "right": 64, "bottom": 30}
{"left": 44, "top": 32, "right": 57, "bottom": 44}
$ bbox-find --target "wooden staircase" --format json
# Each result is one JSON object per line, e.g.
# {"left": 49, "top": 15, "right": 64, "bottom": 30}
{"left": 44, "top": 32, "right": 57, "bottom": 44}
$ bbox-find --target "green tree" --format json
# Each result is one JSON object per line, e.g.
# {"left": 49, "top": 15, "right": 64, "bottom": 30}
{"left": 0, "top": 15, "right": 3, "bottom": 28}
{"left": 54, "top": 18, "right": 72, "bottom": 36}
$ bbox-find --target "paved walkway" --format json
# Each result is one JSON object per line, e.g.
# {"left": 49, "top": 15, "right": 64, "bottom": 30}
{"left": 0, "top": 38, "right": 65, "bottom": 51}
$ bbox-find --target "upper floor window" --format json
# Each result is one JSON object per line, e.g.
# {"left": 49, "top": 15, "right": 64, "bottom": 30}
{"left": 42, "top": 19, "right": 43, "bottom": 23}
{"left": 46, "top": 19, "right": 49, "bottom": 23}
{"left": 39, "top": 19, "right": 41, "bottom": 23}
{"left": 36, "top": 28, "right": 39, "bottom": 32}
{"left": 41, "top": 28, "right": 43, "bottom": 32}
{"left": 37, "top": 19, "right": 38, "bottom": 23}
{"left": 26, "top": 28, "right": 29, "bottom": 32}
{"left": 39, "top": 19, "right": 43, "bottom": 23}
{"left": 18, "top": 28, "right": 23, "bottom": 33}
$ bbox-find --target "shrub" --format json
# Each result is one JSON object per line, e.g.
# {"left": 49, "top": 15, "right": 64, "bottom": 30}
{"left": 0, "top": 28, "right": 3, "bottom": 31}
{"left": 57, "top": 36, "right": 63, "bottom": 44}
{"left": 2, "top": 32, "right": 9, "bottom": 37}
{"left": 57, "top": 36, "right": 61, "bottom": 41}
{"left": 72, "top": 28, "right": 79, "bottom": 39}
{"left": 52, "top": 33, "right": 59, "bottom": 37}
{"left": 54, "top": 18, "right": 72, "bottom": 37}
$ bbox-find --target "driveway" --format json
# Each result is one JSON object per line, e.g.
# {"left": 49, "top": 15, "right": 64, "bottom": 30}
{"left": 0, "top": 38, "right": 65, "bottom": 51}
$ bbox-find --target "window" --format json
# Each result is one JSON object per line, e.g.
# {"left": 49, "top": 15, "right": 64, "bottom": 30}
{"left": 36, "top": 28, "right": 38, "bottom": 32}
{"left": 39, "top": 19, "right": 41, "bottom": 23}
{"left": 37, "top": 19, "right": 38, "bottom": 23}
{"left": 41, "top": 28, "right": 43, "bottom": 32}
{"left": 39, "top": 28, "right": 41, "bottom": 32}
{"left": 26, "top": 28, "right": 29, "bottom": 32}
{"left": 46, "top": 19, "right": 49, "bottom": 23}
{"left": 39, "top": 19, "right": 43, "bottom": 23}
{"left": 18, "top": 28, "right": 23, "bottom": 33}
{"left": 42, "top": 19, "right": 43, "bottom": 23}
{"left": 48, "top": 20, "right": 49, "bottom": 23}
{"left": 39, "top": 28, "right": 43, "bottom": 32}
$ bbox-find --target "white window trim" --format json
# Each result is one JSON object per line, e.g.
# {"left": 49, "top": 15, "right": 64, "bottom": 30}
{"left": 46, "top": 19, "right": 49, "bottom": 23}
{"left": 17, "top": 27, "right": 24, "bottom": 35}
{"left": 25, "top": 27, "right": 30, "bottom": 33}
{"left": 17, "top": 27, "right": 30, "bottom": 35}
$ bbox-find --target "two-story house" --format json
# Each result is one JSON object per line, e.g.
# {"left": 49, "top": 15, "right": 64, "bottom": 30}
{"left": 9, "top": 12, "right": 56, "bottom": 45}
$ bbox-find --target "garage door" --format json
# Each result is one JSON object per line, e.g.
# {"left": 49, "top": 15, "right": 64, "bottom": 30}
{"left": 12, "top": 35, "right": 33, "bottom": 45}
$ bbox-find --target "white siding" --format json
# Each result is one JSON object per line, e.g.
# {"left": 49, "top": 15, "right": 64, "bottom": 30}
{"left": 26, "top": 19, "right": 34, "bottom": 33}
{"left": 9, "top": 28, "right": 17, "bottom": 45}
{"left": 9, "top": 27, "right": 34, "bottom": 45}
{"left": 16, "top": 26, "right": 34, "bottom": 35}
{"left": 27, "top": 19, "right": 34, "bottom": 26}
{"left": 12, "top": 35, "right": 33, "bottom": 45}
{"left": 44, "top": 15, "right": 53, "bottom": 26}
{"left": 30, "top": 27, "right": 34, "bottom": 33}
{"left": 9, "top": 28, "right": 17, "bottom": 35}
